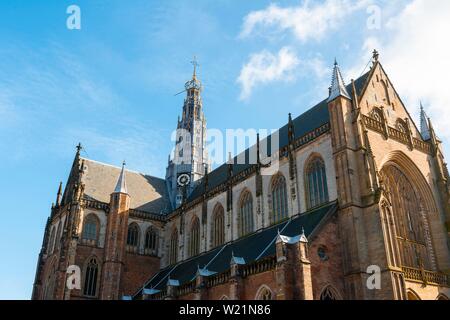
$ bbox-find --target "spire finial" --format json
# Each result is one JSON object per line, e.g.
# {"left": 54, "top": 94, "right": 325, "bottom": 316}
{"left": 299, "top": 226, "right": 308, "bottom": 243}
{"left": 76, "top": 143, "right": 82, "bottom": 156}
{"left": 372, "top": 49, "right": 379, "bottom": 62}
{"left": 327, "top": 59, "right": 351, "bottom": 102}
{"left": 191, "top": 55, "right": 199, "bottom": 79}
{"left": 114, "top": 161, "right": 128, "bottom": 194}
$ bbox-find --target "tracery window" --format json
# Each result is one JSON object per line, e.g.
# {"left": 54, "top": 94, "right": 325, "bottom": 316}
{"left": 126, "top": 223, "right": 140, "bottom": 253}
{"left": 169, "top": 229, "right": 178, "bottom": 265}
{"left": 256, "top": 286, "right": 273, "bottom": 300}
{"left": 381, "top": 165, "right": 431, "bottom": 270}
{"left": 188, "top": 217, "right": 200, "bottom": 257}
{"left": 43, "top": 264, "right": 56, "bottom": 300}
{"left": 211, "top": 204, "right": 225, "bottom": 248}
{"left": 82, "top": 215, "right": 99, "bottom": 245}
{"left": 305, "top": 156, "right": 329, "bottom": 209}
{"left": 320, "top": 286, "right": 338, "bottom": 300}
{"left": 396, "top": 119, "right": 408, "bottom": 133}
{"left": 239, "top": 191, "right": 254, "bottom": 237}
{"left": 83, "top": 257, "right": 99, "bottom": 297}
{"left": 370, "top": 107, "right": 384, "bottom": 122}
{"left": 270, "top": 174, "right": 289, "bottom": 224}
{"left": 54, "top": 222, "right": 62, "bottom": 251}
{"left": 47, "top": 227, "right": 56, "bottom": 254}
{"left": 144, "top": 227, "right": 158, "bottom": 256}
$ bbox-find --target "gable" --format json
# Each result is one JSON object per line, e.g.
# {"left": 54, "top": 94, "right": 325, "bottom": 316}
{"left": 358, "top": 62, "right": 421, "bottom": 139}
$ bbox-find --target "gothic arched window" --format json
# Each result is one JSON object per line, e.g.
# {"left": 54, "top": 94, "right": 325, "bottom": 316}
{"left": 256, "top": 286, "right": 273, "bottom": 300}
{"left": 82, "top": 214, "right": 99, "bottom": 245}
{"left": 211, "top": 204, "right": 225, "bottom": 248}
{"left": 239, "top": 191, "right": 254, "bottom": 237}
{"left": 320, "top": 286, "right": 338, "bottom": 300}
{"left": 381, "top": 165, "right": 432, "bottom": 270}
{"left": 270, "top": 174, "right": 289, "bottom": 224}
{"left": 305, "top": 156, "right": 329, "bottom": 209}
{"left": 144, "top": 227, "right": 159, "bottom": 256}
{"left": 396, "top": 119, "right": 408, "bottom": 133}
{"left": 83, "top": 257, "right": 99, "bottom": 297}
{"left": 126, "top": 223, "right": 140, "bottom": 253}
{"left": 169, "top": 229, "right": 178, "bottom": 265}
{"left": 47, "top": 227, "right": 56, "bottom": 254}
{"left": 54, "top": 222, "right": 62, "bottom": 252}
{"left": 370, "top": 107, "right": 384, "bottom": 122}
{"left": 188, "top": 217, "right": 200, "bottom": 257}
{"left": 43, "top": 262, "right": 56, "bottom": 300}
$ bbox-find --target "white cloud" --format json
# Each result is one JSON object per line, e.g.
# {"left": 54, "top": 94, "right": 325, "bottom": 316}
{"left": 237, "top": 47, "right": 300, "bottom": 100}
{"left": 240, "top": 0, "right": 370, "bottom": 42}
{"left": 349, "top": 0, "right": 450, "bottom": 140}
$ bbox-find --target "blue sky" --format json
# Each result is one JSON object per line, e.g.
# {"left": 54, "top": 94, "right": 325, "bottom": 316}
{"left": 1, "top": 0, "right": 449, "bottom": 299}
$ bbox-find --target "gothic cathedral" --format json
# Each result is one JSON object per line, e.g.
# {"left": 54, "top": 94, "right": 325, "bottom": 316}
{"left": 32, "top": 52, "right": 450, "bottom": 300}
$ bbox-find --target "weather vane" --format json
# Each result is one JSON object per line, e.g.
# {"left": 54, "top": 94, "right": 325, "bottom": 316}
{"left": 191, "top": 55, "right": 199, "bottom": 77}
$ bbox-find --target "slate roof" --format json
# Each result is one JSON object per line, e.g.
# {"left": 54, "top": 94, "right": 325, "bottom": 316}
{"left": 134, "top": 201, "right": 337, "bottom": 297}
{"left": 188, "top": 71, "right": 370, "bottom": 202}
{"left": 81, "top": 158, "right": 171, "bottom": 214}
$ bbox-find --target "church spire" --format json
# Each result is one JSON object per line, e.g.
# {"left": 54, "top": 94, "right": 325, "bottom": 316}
{"left": 56, "top": 181, "right": 62, "bottom": 206}
{"left": 327, "top": 59, "right": 351, "bottom": 102}
{"left": 114, "top": 161, "right": 128, "bottom": 194}
{"left": 166, "top": 58, "right": 209, "bottom": 208}
{"left": 420, "top": 102, "right": 431, "bottom": 140}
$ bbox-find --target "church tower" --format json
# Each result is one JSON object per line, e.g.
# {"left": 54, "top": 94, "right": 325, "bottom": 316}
{"left": 166, "top": 58, "right": 209, "bottom": 208}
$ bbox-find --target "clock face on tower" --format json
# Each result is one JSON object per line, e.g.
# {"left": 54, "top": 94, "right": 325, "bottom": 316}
{"left": 177, "top": 173, "right": 191, "bottom": 187}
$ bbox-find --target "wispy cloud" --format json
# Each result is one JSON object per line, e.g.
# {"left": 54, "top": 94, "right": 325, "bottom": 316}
{"left": 239, "top": 0, "right": 370, "bottom": 42}
{"left": 347, "top": 0, "right": 450, "bottom": 140}
{"left": 237, "top": 47, "right": 331, "bottom": 100}
{"left": 237, "top": 47, "right": 300, "bottom": 100}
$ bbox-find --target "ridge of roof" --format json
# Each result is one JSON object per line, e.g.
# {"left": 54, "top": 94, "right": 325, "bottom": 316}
{"left": 80, "top": 157, "right": 165, "bottom": 181}
{"left": 186, "top": 71, "right": 370, "bottom": 203}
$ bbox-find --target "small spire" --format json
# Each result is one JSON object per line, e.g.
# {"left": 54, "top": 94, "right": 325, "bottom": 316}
{"left": 420, "top": 102, "right": 431, "bottom": 140}
{"left": 327, "top": 59, "right": 351, "bottom": 102}
{"left": 114, "top": 161, "right": 128, "bottom": 194}
{"left": 288, "top": 113, "right": 295, "bottom": 142}
{"left": 56, "top": 181, "right": 63, "bottom": 206}
{"left": 299, "top": 226, "right": 308, "bottom": 243}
